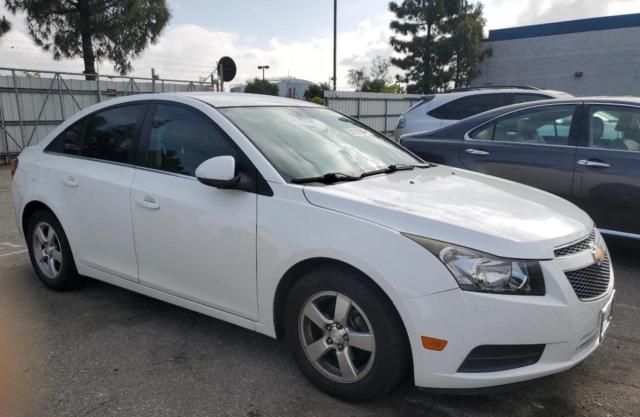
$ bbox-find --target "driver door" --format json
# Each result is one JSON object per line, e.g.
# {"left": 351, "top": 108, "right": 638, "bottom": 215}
{"left": 130, "top": 103, "right": 258, "bottom": 320}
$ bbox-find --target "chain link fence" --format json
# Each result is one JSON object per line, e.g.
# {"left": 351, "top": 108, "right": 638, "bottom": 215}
{"left": 0, "top": 67, "right": 216, "bottom": 163}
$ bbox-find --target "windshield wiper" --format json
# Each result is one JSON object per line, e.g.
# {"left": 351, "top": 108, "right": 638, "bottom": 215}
{"left": 291, "top": 164, "right": 432, "bottom": 185}
{"left": 291, "top": 172, "right": 362, "bottom": 184}
{"left": 360, "top": 163, "right": 429, "bottom": 178}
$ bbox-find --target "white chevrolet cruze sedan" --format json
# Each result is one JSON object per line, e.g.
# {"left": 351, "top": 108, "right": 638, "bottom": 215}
{"left": 11, "top": 93, "right": 614, "bottom": 401}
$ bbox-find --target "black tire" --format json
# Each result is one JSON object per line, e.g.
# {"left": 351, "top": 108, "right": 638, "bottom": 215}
{"left": 26, "top": 209, "right": 83, "bottom": 291}
{"left": 284, "top": 265, "right": 410, "bottom": 402}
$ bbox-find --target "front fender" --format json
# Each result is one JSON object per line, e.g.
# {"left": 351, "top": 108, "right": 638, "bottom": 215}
{"left": 255, "top": 184, "right": 457, "bottom": 337}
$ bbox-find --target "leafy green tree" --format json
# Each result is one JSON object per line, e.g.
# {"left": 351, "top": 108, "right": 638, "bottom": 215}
{"left": 382, "top": 83, "right": 406, "bottom": 94}
{"left": 5, "top": 0, "right": 171, "bottom": 79}
{"left": 0, "top": 16, "right": 10, "bottom": 38}
{"left": 361, "top": 78, "right": 386, "bottom": 93}
{"left": 309, "top": 96, "right": 325, "bottom": 105}
{"left": 347, "top": 68, "right": 366, "bottom": 90}
{"left": 447, "top": 1, "right": 486, "bottom": 88}
{"left": 244, "top": 78, "right": 279, "bottom": 96}
{"left": 369, "top": 56, "right": 391, "bottom": 82}
{"left": 348, "top": 57, "right": 403, "bottom": 93}
{"left": 304, "top": 82, "right": 330, "bottom": 101}
{"left": 389, "top": 0, "right": 484, "bottom": 93}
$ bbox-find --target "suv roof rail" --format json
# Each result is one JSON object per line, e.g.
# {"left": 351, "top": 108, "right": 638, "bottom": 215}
{"left": 447, "top": 85, "right": 542, "bottom": 93}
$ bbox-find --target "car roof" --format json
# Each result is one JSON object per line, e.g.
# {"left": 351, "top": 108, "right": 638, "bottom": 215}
{"left": 402, "top": 96, "right": 640, "bottom": 140}
{"left": 178, "top": 92, "right": 320, "bottom": 108}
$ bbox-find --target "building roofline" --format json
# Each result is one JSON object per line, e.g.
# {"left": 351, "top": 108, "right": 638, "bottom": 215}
{"left": 486, "top": 13, "right": 640, "bottom": 42}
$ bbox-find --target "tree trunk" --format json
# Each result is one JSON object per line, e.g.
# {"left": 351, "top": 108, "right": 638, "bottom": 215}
{"left": 81, "top": 32, "right": 96, "bottom": 80}
{"left": 425, "top": 23, "right": 432, "bottom": 94}
{"left": 78, "top": 0, "right": 96, "bottom": 81}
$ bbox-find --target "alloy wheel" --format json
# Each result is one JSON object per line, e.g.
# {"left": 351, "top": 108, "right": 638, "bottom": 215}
{"left": 298, "top": 291, "right": 376, "bottom": 383}
{"left": 32, "top": 222, "right": 63, "bottom": 279}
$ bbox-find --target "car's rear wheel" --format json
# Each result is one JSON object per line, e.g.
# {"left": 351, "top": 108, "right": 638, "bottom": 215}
{"left": 26, "top": 210, "right": 82, "bottom": 290}
{"left": 285, "top": 265, "right": 409, "bottom": 402}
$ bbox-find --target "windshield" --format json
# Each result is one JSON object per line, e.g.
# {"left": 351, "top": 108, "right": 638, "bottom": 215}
{"left": 218, "top": 106, "right": 421, "bottom": 181}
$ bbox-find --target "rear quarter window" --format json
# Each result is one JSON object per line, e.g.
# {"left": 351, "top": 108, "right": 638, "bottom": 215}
{"left": 45, "top": 120, "right": 84, "bottom": 155}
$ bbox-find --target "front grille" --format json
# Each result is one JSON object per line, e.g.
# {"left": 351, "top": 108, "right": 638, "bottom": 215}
{"left": 458, "top": 344, "right": 545, "bottom": 373}
{"left": 565, "top": 255, "right": 611, "bottom": 300}
{"left": 554, "top": 230, "right": 597, "bottom": 257}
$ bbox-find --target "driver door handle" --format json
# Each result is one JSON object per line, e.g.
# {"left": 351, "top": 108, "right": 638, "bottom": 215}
{"left": 577, "top": 159, "right": 611, "bottom": 168}
{"left": 465, "top": 148, "right": 491, "bottom": 156}
{"left": 62, "top": 175, "right": 79, "bottom": 187}
{"left": 135, "top": 196, "right": 160, "bottom": 210}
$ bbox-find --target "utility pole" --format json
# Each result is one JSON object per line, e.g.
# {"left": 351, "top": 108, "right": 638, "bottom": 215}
{"left": 258, "top": 65, "right": 270, "bottom": 80}
{"left": 333, "top": 0, "right": 337, "bottom": 91}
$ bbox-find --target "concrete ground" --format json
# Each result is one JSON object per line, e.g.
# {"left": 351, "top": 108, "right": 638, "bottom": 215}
{"left": 0, "top": 165, "right": 638, "bottom": 417}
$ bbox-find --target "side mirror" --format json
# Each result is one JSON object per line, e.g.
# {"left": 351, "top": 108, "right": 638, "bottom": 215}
{"left": 195, "top": 156, "right": 240, "bottom": 189}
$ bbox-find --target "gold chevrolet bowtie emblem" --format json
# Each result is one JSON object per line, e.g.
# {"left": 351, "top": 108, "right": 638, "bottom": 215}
{"left": 592, "top": 245, "right": 606, "bottom": 265}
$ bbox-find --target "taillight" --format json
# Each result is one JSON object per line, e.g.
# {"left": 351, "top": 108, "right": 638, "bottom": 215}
{"left": 10, "top": 157, "right": 19, "bottom": 178}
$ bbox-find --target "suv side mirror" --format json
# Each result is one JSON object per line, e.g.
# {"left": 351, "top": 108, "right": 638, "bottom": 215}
{"left": 195, "top": 156, "right": 240, "bottom": 189}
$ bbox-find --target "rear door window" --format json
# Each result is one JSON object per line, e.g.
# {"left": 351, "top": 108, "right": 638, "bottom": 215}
{"left": 587, "top": 105, "right": 640, "bottom": 152}
{"left": 45, "top": 104, "right": 144, "bottom": 163}
{"left": 82, "top": 105, "right": 145, "bottom": 163}
{"left": 470, "top": 105, "right": 576, "bottom": 146}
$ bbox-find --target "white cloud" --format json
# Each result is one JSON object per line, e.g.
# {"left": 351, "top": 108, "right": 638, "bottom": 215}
{"left": 0, "top": 7, "right": 394, "bottom": 90}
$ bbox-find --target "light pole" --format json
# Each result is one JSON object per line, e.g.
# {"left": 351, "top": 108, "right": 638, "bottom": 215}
{"left": 333, "top": 0, "right": 337, "bottom": 91}
{"left": 258, "top": 65, "right": 270, "bottom": 80}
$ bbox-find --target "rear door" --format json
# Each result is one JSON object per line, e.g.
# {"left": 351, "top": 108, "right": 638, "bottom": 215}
{"left": 459, "top": 104, "right": 579, "bottom": 199}
{"left": 44, "top": 103, "right": 145, "bottom": 282}
{"left": 572, "top": 104, "right": 640, "bottom": 235}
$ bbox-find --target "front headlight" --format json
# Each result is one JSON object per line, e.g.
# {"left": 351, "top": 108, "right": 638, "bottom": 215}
{"left": 404, "top": 234, "right": 545, "bottom": 295}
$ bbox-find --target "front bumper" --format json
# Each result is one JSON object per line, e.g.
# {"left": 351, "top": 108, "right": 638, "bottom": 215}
{"left": 401, "top": 250, "right": 615, "bottom": 389}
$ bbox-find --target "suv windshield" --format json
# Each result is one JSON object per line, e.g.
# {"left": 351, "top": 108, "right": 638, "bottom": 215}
{"left": 219, "top": 106, "right": 421, "bottom": 181}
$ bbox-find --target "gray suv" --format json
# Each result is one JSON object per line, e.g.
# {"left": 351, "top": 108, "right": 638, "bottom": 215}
{"left": 395, "top": 86, "right": 572, "bottom": 140}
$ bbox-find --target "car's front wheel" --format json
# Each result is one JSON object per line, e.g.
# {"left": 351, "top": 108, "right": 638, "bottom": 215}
{"left": 285, "top": 266, "right": 409, "bottom": 401}
{"left": 26, "top": 210, "right": 83, "bottom": 291}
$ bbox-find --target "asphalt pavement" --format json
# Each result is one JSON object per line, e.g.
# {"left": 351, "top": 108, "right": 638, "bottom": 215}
{"left": 0, "top": 165, "right": 638, "bottom": 417}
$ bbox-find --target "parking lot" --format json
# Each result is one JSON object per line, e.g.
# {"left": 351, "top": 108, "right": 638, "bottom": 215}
{"left": 0, "top": 165, "right": 638, "bottom": 417}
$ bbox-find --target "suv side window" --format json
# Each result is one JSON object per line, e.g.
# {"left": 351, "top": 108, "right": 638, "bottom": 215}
{"left": 82, "top": 105, "right": 144, "bottom": 163}
{"left": 470, "top": 105, "right": 576, "bottom": 145}
{"left": 144, "top": 104, "right": 237, "bottom": 176}
{"left": 510, "top": 93, "right": 551, "bottom": 104}
{"left": 429, "top": 94, "right": 508, "bottom": 120}
{"left": 588, "top": 105, "right": 640, "bottom": 152}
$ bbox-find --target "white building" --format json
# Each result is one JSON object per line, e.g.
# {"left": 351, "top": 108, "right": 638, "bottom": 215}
{"left": 230, "top": 77, "right": 313, "bottom": 100}
{"left": 472, "top": 13, "right": 640, "bottom": 96}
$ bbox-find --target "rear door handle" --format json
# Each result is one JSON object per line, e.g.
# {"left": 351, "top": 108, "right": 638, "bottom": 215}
{"left": 135, "top": 196, "right": 160, "bottom": 210}
{"left": 62, "top": 176, "right": 78, "bottom": 187}
{"left": 577, "top": 159, "right": 611, "bottom": 168}
{"left": 465, "top": 148, "right": 491, "bottom": 156}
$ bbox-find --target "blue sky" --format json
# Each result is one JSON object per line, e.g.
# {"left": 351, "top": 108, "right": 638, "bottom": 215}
{"left": 168, "top": 0, "right": 383, "bottom": 48}
{"left": 1, "top": 0, "right": 638, "bottom": 88}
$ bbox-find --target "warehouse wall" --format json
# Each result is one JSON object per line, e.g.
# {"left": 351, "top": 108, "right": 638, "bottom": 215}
{"left": 472, "top": 26, "right": 640, "bottom": 96}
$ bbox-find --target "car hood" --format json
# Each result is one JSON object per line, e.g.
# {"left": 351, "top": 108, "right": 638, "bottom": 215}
{"left": 302, "top": 166, "right": 593, "bottom": 260}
